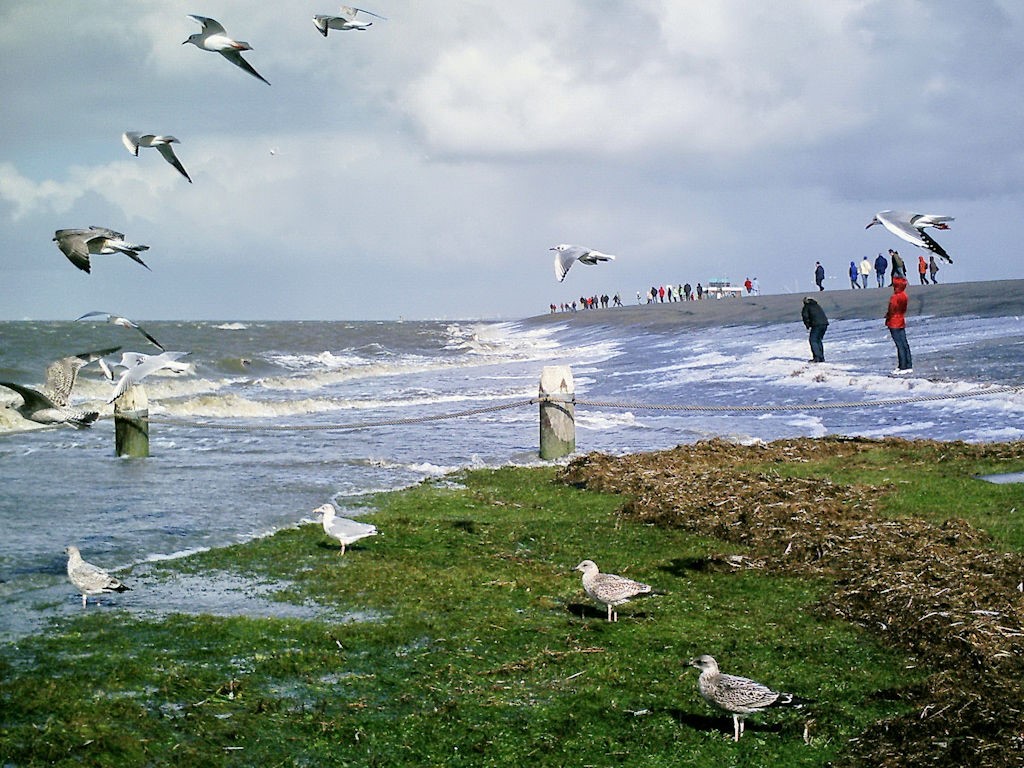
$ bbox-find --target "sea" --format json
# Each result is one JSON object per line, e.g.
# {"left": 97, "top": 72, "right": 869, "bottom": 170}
{"left": 2, "top": 310, "right": 1024, "bottom": 640}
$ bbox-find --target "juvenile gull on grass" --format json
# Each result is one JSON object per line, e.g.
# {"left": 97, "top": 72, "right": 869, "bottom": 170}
{"left": 65, "top": 545, "right": 131, "bottom": 606}
{"left": 314, "top": 503, "right": 377, "bottom": 554}
{"left": 53, "top": 227, "right": 151, "bottom": 273}
{"left": 76, "top": 311, "right": 165, "bottom": 351}
{"left": 551, "top": 244, "right": 616, "bottom": 282}
{"left": 866, "top": 210, "right": 954, "bottom": 263}
{"left": 313, "top": 5, "right": 386, "bottom": 35}
{"left": 574, "top": 559, "right": 652, "bottom": 622}
{"left": 122, "top": 132, "right": 192, "bottom": 183}
{"left": 688, "top": 654, "right": 809, "bottom": 741}
{"left": 0, "top": 347, "right": 120, "bottom": 428}
{"left": 183, "top": 15, "right": 270, "bottom": 85}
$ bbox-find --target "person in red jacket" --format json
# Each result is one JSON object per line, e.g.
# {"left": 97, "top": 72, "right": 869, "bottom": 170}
{"left": 885, "top": 276, "right": 913, "bottom": 375}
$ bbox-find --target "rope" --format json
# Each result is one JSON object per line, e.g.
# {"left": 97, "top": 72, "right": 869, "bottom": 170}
{"left": 148, "top": 398, "right": 536, "bottom": 431}
{"left": 573, "top": 384, "right": 1024, "bottom": 412}
{"left": 132, "top": 384, "right": 1024, "bottom": 433}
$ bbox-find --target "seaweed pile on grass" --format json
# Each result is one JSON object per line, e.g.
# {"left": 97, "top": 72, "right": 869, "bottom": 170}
{"left": 556, "top": 437, "right": 1024, "bottom": 767}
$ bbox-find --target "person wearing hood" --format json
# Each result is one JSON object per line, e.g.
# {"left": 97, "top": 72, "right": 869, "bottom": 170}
{"left": 802, "top": 296, "right": 829, "bottom": 363}
{"left": 849, "top": 260, "right": 861, "bottom": 289}
{"left": 885, "top": 276, "right": 913, "bottom": 375}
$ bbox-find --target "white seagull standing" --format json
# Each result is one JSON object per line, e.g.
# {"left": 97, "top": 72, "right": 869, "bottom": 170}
{"left": 107, "top": 351, "right": 190, "bottom": 403}
{"left": 65, "top": 546, "right": 131, "bottom": 606}
{"left": 313, "top": 503, "right": 378, "bottom": 554}
{"left": 866, "top": 210, "right": 955, "bottom": 263}
{"left": 688, "top": 654, "right": 809, "bottom": 741}
{"left": 76, "top": 311, "right": 165, "bottom": 351}
{"left": 313, "top": 6, "right": 387, "bottom": 35}
{"left": 183, "top": 15, "right": 270, "bottom": 85}
{"left": 551, "top": 244, "right": 616, "bottom": 282}
{"left": 122, "top": 132, "right": 192, "bottom": 183}
{"left": 574, "top": 559, "right": 653, "bottom": 622}
{"left": 53, "top": 227, "right": 151, "bottom": 273}
{"left": 0, "top": 346, "right": 119, "bottom": 428}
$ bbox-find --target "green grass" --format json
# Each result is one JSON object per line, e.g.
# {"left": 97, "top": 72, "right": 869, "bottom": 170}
{"left": 0, "top": 465, "right": 945, "bottom": 767}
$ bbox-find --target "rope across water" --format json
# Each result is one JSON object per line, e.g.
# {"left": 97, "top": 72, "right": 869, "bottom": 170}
{"left": 143, "top": 384, "right": 1023, "bottom": 432}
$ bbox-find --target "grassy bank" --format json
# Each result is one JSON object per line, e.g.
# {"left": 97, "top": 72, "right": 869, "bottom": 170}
{"left": 2, "top": 439, "right": 1022, "bottom": 766}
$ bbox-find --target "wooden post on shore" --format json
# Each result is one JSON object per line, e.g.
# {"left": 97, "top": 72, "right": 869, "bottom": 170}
{"left": 539, "top": 366, "right": 575, "bottom": 460}
{"left": 114, "top": 384, "right": 149, "bottom": 458}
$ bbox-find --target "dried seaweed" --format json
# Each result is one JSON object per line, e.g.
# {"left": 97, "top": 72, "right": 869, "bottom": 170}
{"left": 556, "top": 437, "right": 1024, "bottom": 767}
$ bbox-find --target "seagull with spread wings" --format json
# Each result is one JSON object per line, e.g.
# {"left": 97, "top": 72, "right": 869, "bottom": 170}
{"left": 0, "top": 347, "right": 119, "bottom": 428}
{"left": 53, "top": 227, "right": 151, "bottom": 273}
{"left": 183, "top": 15, "right": 270, "bottom": 85}
{"left": 866, "top": 211, "right": 955, "bottom": 263}
{"left": 313, "top": 6, "right": 387, "bottom": 35}
{"left": 122, "top": 132, "right": 192, "bottom": 183}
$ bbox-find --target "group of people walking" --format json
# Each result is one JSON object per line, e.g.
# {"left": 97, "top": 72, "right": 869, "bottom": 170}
{"left": 816, "top": 248, "right": 941, "bottom": 291}
{"left": 802, "top": 275, "right": 913, "bottom": 375}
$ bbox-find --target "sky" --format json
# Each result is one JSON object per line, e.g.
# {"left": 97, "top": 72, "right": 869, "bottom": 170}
{"left": 2, "top": 1, "right": 1023, "bottom": 321}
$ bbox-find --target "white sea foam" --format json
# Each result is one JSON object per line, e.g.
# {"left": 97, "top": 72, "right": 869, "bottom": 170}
{"left": 215, "top": 322, "right": 248, "bottom": 330}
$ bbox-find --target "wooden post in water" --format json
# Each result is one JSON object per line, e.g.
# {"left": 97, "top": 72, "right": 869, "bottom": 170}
{"left": 539, "top": 365, "right": 575, "bottom": 460}
{"left": 114, "top": 384, "right": 149, "bottom": 458}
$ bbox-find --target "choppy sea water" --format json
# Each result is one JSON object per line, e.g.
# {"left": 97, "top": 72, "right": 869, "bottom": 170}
{"left": 1, "top": 312, "right": 1023, "bottom": 640}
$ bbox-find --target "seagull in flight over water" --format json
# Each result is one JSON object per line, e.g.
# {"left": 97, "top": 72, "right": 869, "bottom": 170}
{"left": 53, "top": 227, "right": 150, "bottom": 273}
{"left": 551, "top": 244, "right": 616, "bottom": 282}
{"left": 866, "top": 210, "right": 954, "bottom": 263}
{"left": 122, "top": 132, "right": 192, "bottom": 183}
{"left": 313, "top": 6, "right": 387, "bottom": 35}
{"left": 76, "top": 311, "right": 165, "bottom": 351}
{"left": 183, "top": 15, "right": 270, "bottom": 85}
{"left": 106, "top": 351, "right": 191, "bottom": 403}
{"left": 0, "top": 347, "right": 120, "bottom": 428}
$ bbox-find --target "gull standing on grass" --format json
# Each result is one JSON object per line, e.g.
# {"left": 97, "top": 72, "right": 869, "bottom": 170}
{"left": 551, "top": 244, "right": 616, "bottom": 283}
{"left": 0, "top": 347, "right": 120, "bottom": 428}
{"left": 76, "top": 311, "right": 165, "bottom": 351}
{"left": 183, "top": 15, "right": 270, "bottom": 85}
{"left": 313, "top": 503, "right": 377, "bottom": 554}
{"left": 574, "top": 559, "right": 652, "bottom": 622}
{"left": 65, "top": 546, "right": 131, "bottom": 606}
{"left": 688, "top": 654, "right": 809, "bottom": 742}
{"left": 106, "top": 351, "right": 190, "bottom": 403}
{"left": 53, "top": 227, "right": 151, "bottom": 273}
{"left": 122, "top": 132, "right": 192, "bottom": 183}
{"left": 313, "top": 6, "right": 387, "bottom": 35}
{"left": 866, "top": 211, "right": 955, "bottom": 263}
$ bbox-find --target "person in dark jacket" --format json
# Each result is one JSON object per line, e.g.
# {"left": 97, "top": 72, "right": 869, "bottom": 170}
{"left": 885, "top": 276, "right": 912, "bottom": 374}
{"left": 801, "top": 297, "right": 829, "bottom": 363}
{"left": 814, "top": 261, "right": 825, "bottom": 291}
{"left": 873, "top": 252, "right": 888, "bottom": 287}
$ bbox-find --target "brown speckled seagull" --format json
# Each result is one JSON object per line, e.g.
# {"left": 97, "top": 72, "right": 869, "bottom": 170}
{"left": 688, "top": 654, "right": 809, "bottom": 741}
{"left": 574, "top": 559, "right": 652, "bottom": 622}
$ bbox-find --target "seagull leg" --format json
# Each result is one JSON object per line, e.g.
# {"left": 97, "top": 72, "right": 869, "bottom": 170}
{"left": 733, "top": 715, "right": 741, "bottom": 741}
{"left": 81, "top": 594, "right": 87, "bottom": 607}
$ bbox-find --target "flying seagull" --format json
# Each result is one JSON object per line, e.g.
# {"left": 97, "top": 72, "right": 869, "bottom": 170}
{"left": 76, "top": 311, "right": 165, "bottom": 352}
{"left": 122, "top": 132, "right": 192, "bottom": 183}
{"left": 313, "top": 6, "right": 387, "bottom": 35}
{"left": 53, "top": 227, "right": 150, "bottom": 273}
{"left": 65, "top": 545, "right": 131, "bottom": 606}
{"left": 866, "top": 211, "right": 954, "bottom": 264}
{"left": 551, "top": 244, "right": 616, "bottom": 282}
{"left": 688, "top": 654, "right": 809, "bottom": 741}
{"left": 574, "top": 559, "right": 652, "bottom": 622}
{"left": 313, "top": 503, "right": 378, "bottom": 554}
{"left": 183, "top": 15, "right": 270, "bottom": 85}
{"left": 107, "top": 351, "right": 190, "bottom": 403}
{"left": 0, "top": 347, "right": 120, "bottom": 428}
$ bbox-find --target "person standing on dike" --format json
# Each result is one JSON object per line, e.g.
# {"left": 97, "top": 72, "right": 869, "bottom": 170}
{"left": 801, "top": 297, "right": 829, "bottom": 363}
{"left": 885, "top": 276, "right": 913, "bottom": 375}
{"left": 814, "top": 261, "right": 825, "bottom": 291}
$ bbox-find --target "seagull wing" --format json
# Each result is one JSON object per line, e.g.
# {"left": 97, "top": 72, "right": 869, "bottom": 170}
{"left": 219, "top": 49, "right": 270, "bottom": 85}
{"left": 155, "top": 142, "right": 192, "bottom": 183}
{"left": 917, "top": 228, "right": 952, "bottom": 263}
{"left": 874, "top": 211, "right": 929, "bottom": 249}
{"left": 578, "top": 249, "right": 615, "bottom": 266}
{"left": 553, "top": 246, "right": 585, "bottom": 282}
{"left": 188, "top": 14, "right": 225, "bottom": 36}
{"left": 44, "top": 346, "right": 121, "bottom": 405}
{"left": 53, "top": 233, "right": 92, "bottom": 272}
{"left": 714, "top": 673, "right": 781, "bottom": 711}
{"left": 0, "top": 381, "right": 57, "bottom": 412}
{"left": 313, "top": 15, "right": 332, "bottom": 35}
{"left": 351, "top": 6, "right": 387, "bottom": 20}
{"left": 122, "top": 131, "right": 142, "bottom": 155}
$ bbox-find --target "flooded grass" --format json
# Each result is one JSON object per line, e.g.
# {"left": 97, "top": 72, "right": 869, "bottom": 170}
{"left": 3, "top": 438, "right": 1021, "bottom": 765}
